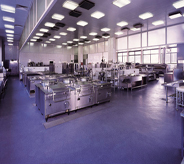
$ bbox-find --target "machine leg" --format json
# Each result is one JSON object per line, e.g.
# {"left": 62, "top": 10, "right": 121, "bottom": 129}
{"left": 45, "top": 118, "right": 48, "bottom": 122}
{"left": 181, "top": 118, "right": 184, "bottom": 157}
{"left": 166, "top": 87, "right": 168, "bottom": 103}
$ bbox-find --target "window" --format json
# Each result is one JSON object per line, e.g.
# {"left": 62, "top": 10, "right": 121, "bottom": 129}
{"left": 117, "top": 52, "right": 127, "bottom": 63}
{"left": 129, "top": 50, "right": 141, "bottom": 63}
{"left": 165, "top": 47, "right": 177, "bottom": 64}
{"left": 118, "top": 53, "right": 122, "bottom": 62}
{"left": 143, "top": 49, "right": 159, "bottom": 64}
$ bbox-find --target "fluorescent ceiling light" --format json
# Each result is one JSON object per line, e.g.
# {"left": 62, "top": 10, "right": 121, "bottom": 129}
{"left": 62, "top": 0, "right": 78, "bottom": 10}
{"left": 7, "top": 37, "right": 13, "bottom": 40}
{"left": 40, "top": 28, "right": 49, "bottom": 32}
{"left": 152, "top": 20, "right": 164, "bottom": 26}
{"left": 6, "top": 34, "right": 13, "bottom": 37}
{"left": 173, "top": 0, "right": 184, "bottom": 9}
{"left": 73, "top": 39, "right": 79, "bottom": 41}
{"left": 85, "top": 41, "right": 91, "bottom": 43}
{"left": 33, "top": 36, "right": 40, "bottom": 39}
{"left": 101, "top": 28, "right": 111, "bottom": 32}
{"left": 67, "top": 46, "right": 72, "bottom": 49}
{"left": 102, "top": 35, "right": 110, "bottom": 39}
{"left": 91, "top": 11, "right": 105, "bottom": 19}
{"left": 89, "top": 32, "right": 97, "bottom": 36}
{"left": 67, "top": 41, "right": 73, "bottom": 43}
{"left": 56, "top": 45, "right": 62, "bottom": 48}
{"left": 131, "top": 28, "right": 140, "bottom": 31}
{"left": 7, "top": 40, "right": 13, "bottom": 42}
{"left": 54, "top": 35, "right": 61, "bottom": 39}
{"left": 30, "top": 43, "right": 34, "bottom": 46}
{"left": 4, "top": 24, "right": 14, "bottom": 29}
{"left": 80, "top": 36, "right": 87, "bottom": 39}
{"left": 36, "top": 33, "right": 44, "bottom": 36}
{"left": 117, "top": 21, "right": 128, "bottom": 27}
{"left": 30, "top": 39, "right": 36, "bottom": 42}
{"left": 60, "top": 32, "right": 67, "bottom": 35}
{"left": 67, "top": 27, "right": 76, "bottom": 31}
{"left": 44, "top": 22, "right": 55, "bottom": 27}
{"left": 139, "top": 12, "right": 153, "bottom": 20}
{"left": 78, "top": 42, "right": 84, "bottom": 45}
{"left": 93, "top": 38, "right": 99, "bottom": 41}
{"left": 3, "top": 16, "right": 15, "bottom": 22}
{"left": 169, "top": 12, "right": 182, "bottom": 19}
{"left": 1, "top": 4, "right": 15, "bottom": 13}
{"left": 8, "top": 43, "right": 13, "bottom": 46}
{"left": 49, "top": 38, "right": 55, "bottom": 41}
{"left": 45, "top": 41, "right": 51, "bottom": 43}
{"left": 42, "top": 44, "right": 47, "bottom": 47}
{"left": 5, "top": 30, "right": 14, "bottom": 33}
{"left": 113, "top": 0, "right": 131, "bottom": 8}
{"left": 115, "top": 31, "right": 123, "bottom": 35}
{"left": 62, "top": 43, "right": 67, "bottom": 45}
{"left": 52, "top": 13, "right": 64, "bottom": 20}
{"left": 74, "top": 44, "right": 78, "bottom": 46}
{"left": 77, "top": 20, "right": 88, "bottom": 26}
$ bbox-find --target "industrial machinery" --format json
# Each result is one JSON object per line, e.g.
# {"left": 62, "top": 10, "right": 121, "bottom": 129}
{"left": 164, "top": 68, "right": 184, "bottom": 83}
{"left": 139, "top": 67, "right": 159, "bottom": 81}
{"left": 35, "top": 82, "right": 75, "bottom": 121}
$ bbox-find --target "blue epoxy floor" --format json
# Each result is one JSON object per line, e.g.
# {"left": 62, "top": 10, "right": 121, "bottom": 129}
{"left": 0, "top": 77, "right": 183, "bottom": 164}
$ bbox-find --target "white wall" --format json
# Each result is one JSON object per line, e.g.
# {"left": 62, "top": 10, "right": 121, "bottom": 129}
{"left": 5, "top": 45, "right": 19, "bottom": 60}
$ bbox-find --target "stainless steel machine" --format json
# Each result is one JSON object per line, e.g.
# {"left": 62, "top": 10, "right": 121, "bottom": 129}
{"left": 164, "top": 68, "right": 184, "bottom": 83}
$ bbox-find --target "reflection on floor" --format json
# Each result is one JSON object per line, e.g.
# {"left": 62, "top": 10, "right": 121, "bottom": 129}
{"left": 0, "top": 77, "right": 182, "bottom": 164}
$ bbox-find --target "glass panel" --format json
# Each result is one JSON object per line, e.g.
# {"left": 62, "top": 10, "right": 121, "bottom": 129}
{"left": 33, "top": 0, "right": 36, "bottom": 27}
{"left": 151, "top": 49, "right": 159, "bottom": 54}
{"left": 151, "top": 55, "right": 159, "bottom": 63}
{"left": 143, "top": 50, "right": 150, "bottom": 54}
{"left": 37, "top": 0, "right": 45, "bottom": 21}
{"left": 165, "top": 54, "right": 170, "bottom": 63}
{"left": 135, "top": 51, "right": 141, "bottom": 55}
{"left": 171, "top": 53, "right": 177, "bottom": 63}
{"left": 129, "top": 56, "right": 134, "bottom": 62}
{"left": 123, "top": 52, "right": 127, "bottom": 56}
{"left": 171, "top": 48, "right": 177, "bottom": 53}
{"left": 118, "top": 53, "right": 122, "bottom": 56}
{"left": 135, "top": 56, "right": 141, "bottom": 63}
{"left": 123, "top": 56, "right": 127, "bottom": 63}
{"left": 47, "top": 0, "right": 53, "bottom": 7}
{"left": 144, "top": 55, "right": 150, "bottom": 63}
{"left": 118, "top": 56, "right": 122, "bottom": 63}
{"left": 30, "top": 5, "right": 33, "bottom": 32}
{"left": 129, "top": 52, "right": 134, "bottom": 55}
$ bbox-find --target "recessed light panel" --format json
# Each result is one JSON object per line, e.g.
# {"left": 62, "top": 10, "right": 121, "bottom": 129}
{"left": 131, "top": 28, "right": 140, "bottom": 31}
{"left": 91, "top": 11, "right": 105, "bottom": 19}
{"left": 169, "top": 11, "right": 182, "bottom": 19}
{"left": 8, "top": 43, "right": 13, "bottom": 46}
{"left": 173, "top": 0, "right": 184, "bottom": 9}
{"left": 117, "top": 21, "right": 128, "bottom": 27}
{"left": 49, "top": 38, "right": 55, "bottom": 41}
{"left": 60, "top": 32, "right": 67, "bottom": 35}
{"left": 5, "top": 30, "right": 14, "bottom": 33}
{"left": 67, "top": 46, "right": 72, "bottom": 49}
{"left": 1, "top": 4, "right": 15, "bottom": 13}
{"left": 93, "top": 38, "right": 99, "bottom": 41}
{"left": 44, "top": 22, "right": 55, "bottom": 27}
{"left": 56, "top": 45, "right": 62, "bottom": 48}
{"left": 30, "top": 39, "right": 36, "bottom": 42}
{"left": 6, "top": 34, "right": 13, "bottom": 37}
{"left": 40, "top": 28, "right": 49, "bottom": 32}
{"left": 7, "top": 40, "right": 13, "bottom": 42}
{"left": 33, "top": 36, "right": 40, "bottom": 39}
{"left": 115, "top": 31, "right": 123, "bottom": 35}
{"left": 4, "top": 24, "right": 14, "bottom": 29}
{"left": 62, "top": 43, "right": 67, "bottom": 45}
{"left": 80, "top": 36, "right": 87, "bottom": 39}
{"left": 52, "top": 13, "right": 64, "bottom": 20}
{"left": 54, "top": 35, "right": 61, "bottom": 39}
{"left": 3, "top": 16, "right": 15, "bottom": 22}
{"left": 67, "top": 41, "right": 73, "bottom": 43}
{"left": 73, "top": 39, "right": 79, "bottom": 41}
{"left": 85, "top": 40, "right": 91, "bottom": 43}
{"left": 36, "top": 33, "right": 44, "bottom": 36}
{"left": 152, "top": 20, "right": 164, "bottom": 26}
{"left": 46, "top": 41, "right": 51, "bottom": 43}
{"left": 101, "top": 28, "right": 110, "bottom": 32}
{"left": 78, "top": 42, "right": 84, "bottom": 45}
{"left": 113, "top": 0, "right": 131, "bottom": 8}
{"left": 63, "top": 0, "right": 79, "bottom": 10}
{"left": 139, "top": 12, "right": 153, "bottom": 20}
{"left": 89, "top": 32, "right": 97, "bottom": 36}
{"left": 7, "top": 37, "right": 13, "bottom": 40}
{"left": 67, "top": 27, "right": 76, "bottom": 31}
{"left": 77, "top": 20, "right": 88, "bottom": 26}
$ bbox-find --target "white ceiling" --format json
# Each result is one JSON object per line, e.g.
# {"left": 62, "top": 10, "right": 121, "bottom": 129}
{"left": 1, "top": 0, "right": 184, "bottom": 47}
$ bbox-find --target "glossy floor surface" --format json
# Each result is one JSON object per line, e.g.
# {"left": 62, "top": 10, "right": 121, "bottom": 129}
{"left": 0, "top": 77, "right": 183, "bottom": 164}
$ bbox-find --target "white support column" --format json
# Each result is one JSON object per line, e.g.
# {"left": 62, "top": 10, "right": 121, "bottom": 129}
{"left": 108, "top": 37, "right": 117, "bottom": 63}
{"left": 0, "top": 38, "right": 2, "bottom": 66}
{"left": 78, "top": 45, "right": 83, "bottom": 64}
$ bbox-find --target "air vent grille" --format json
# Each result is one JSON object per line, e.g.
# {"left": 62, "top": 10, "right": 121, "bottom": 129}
{"left": 69, "top": 10, "right": 82, "bottom": 17}
{"left": 79, "top": 0, "right": 95, "bottom": 10}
